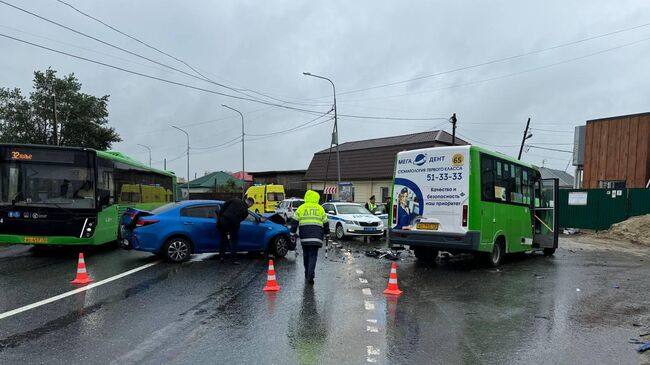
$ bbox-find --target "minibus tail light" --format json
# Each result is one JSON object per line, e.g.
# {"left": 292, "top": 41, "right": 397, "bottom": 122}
{"left": 462, "top": 205, "right": 468, "bottom": 227}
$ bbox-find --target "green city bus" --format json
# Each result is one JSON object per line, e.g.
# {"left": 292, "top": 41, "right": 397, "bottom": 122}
{"left": 388, "top": 145, "right": 558, "bottom": 266}
{"left": 0, "top": 144, "right": 176, "bottom": 246}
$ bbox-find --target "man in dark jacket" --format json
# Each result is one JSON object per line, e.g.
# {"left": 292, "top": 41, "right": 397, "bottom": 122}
{"left": 217, "top": 197, "right": 254, "bottom": 265}
{"left": 290, "top": 190, "right": 329, "bottom": 284}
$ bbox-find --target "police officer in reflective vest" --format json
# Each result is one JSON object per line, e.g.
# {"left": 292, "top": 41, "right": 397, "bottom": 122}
{"left": 291, "top": 190, "right": 329, "bottom": 284}
{"left": 365, "top": 195, "right": 377, "bottom": 213}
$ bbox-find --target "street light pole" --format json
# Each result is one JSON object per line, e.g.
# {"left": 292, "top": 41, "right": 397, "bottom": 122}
{"left": 303, "top": 72, "right": 341, "bottom": 198}
{"left": 171, "top": 126, "right": 190, "bottom": 199}
{"left": 222, "top": 104, "right": 245, "bottom": 198}
{"left": 137, "top": 143, "right": 152, "bottom": 167}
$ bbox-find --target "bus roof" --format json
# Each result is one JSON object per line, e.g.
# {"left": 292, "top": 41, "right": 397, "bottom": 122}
{"left": 97, "top": 150, "right": 175, "bottom": 177}
{"left": 469, "top": 145, "right": 538, "bottom": 170}
{"left": 396, "top": 144, "right": 538, "bottom": 170}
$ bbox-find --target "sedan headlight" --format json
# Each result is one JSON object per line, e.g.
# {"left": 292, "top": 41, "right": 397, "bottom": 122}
{"left": 343, "top": 219, "right": 354, "bottom": 224}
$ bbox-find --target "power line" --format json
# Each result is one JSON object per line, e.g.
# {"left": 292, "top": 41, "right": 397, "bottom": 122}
{"left": 192, "top": 135, "right": 242, "bottom": 150}
{"left": 1, "top": 30, "right": 451, "bottom": 122}
{"left": 3, "top": 0, "right": 326, "bottom": 109}
{"left": 52, "top": 0, "right": 336, "bottom": 108}
{"left": 55, "top": 0, "right": 211, "bottom": 80}
{"left": 0, "top": 32, "right": 328, "bottom": 113}
{"left": 455, "top": 132, "right": 520, "bottom": 148}
{"left": 247, "top": 111, "right": 333, "bottom": 137}
{"left": 244, "top": 117, "right": 334, "bottom": 141}
{"left": 191, "top": 138, "right": 242, "bottom": 155}
{"left": 333, "top": 20, "right": 650, "bottom": 97}
{"left": 530, "top": 128, "right": 574, "bottom": 134}
{"left": 527, "top": 145, "right": 573, "bottom": 153}
{"left": 335, "top": 34, "right": 650, "bottom": 103}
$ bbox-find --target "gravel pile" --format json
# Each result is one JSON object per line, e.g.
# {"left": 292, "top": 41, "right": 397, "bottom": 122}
{"left": 598, "top": 214, "right": 650, "bottom": 246}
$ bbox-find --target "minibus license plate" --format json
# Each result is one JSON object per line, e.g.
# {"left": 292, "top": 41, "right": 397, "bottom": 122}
{"left": 416, "top": 223, "right": 439, "bottom": 230}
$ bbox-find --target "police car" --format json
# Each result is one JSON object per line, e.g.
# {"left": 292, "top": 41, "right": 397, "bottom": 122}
{"left": 322, "top": 202, "right": 385, "bottom": 240}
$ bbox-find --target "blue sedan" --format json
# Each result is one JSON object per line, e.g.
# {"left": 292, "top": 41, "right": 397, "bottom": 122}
{"left": 120, "top": 200, "right": 294, "bottom": 262}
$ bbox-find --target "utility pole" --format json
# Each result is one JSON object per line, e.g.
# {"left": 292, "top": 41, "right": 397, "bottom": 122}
{"left": 518, "top": 118, "right": 533, "bottom": 160}
{"left": 222, "top": 104, "right": 246, "bottom": 198}
{"left": 450, "top": 113, "right": 457, "bottom": 145}
{"left": 171, "top": 126, "right": 190, "bottom": 200}
{"left": 303, "top": 72, "right": 340, "bottom": 198}
{"left": 137, "top": 144, "right": 152, "bottom": 167}
{"left": 164, "top": 158, "right": 167, "bottom": 171}
{"left": 51, "top": 82, "right": 59, "bottom": 145}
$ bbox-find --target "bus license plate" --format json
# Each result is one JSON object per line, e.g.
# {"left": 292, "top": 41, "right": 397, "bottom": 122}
{"left": 416, "top": 223, "right": 439, "bottom": 230}
{"left": 23, "top": 237, "right": 48, "bottom": 243}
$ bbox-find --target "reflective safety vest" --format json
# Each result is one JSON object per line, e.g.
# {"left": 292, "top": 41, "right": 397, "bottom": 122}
{"left": 292, "top": 191, "right": 329, "bottom": 247}
{"left": 367, "top": 202, "right": 377, "bottom": 212}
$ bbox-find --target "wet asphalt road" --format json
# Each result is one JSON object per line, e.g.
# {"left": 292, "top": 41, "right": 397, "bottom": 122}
{"left": 1, "top": 238, "right": 649, "bottom": 365}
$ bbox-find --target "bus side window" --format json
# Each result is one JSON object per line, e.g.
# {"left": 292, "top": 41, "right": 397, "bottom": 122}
{"left": 522, "top": 169, "right": 531, "bottom": 205}
{"left": 511, "top": 166, "right": 523, "bottom": 204}
{"left": 480, "top": 155, "right": 495, "bottom": 201}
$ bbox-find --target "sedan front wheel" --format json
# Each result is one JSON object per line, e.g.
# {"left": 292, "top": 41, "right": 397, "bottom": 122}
{"left": 272, "top": 235, "right": 289, "bottom": 258}
{"left": 335, "top": 224, "right": 345, "bottom": 240}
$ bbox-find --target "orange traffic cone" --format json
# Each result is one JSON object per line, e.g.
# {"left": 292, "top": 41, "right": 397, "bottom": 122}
{"left": 70, "top": 253, "right": 93, "bottom": 284}
{"left": 262, "top": 259, "right": 280, "bottom": 291}
{"left": 383, "top": 262, "right": 402, "bottom": 295}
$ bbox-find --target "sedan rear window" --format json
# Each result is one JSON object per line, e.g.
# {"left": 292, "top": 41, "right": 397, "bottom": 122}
{"left": 152, "top": 202, "right": 182, "bottom": 214}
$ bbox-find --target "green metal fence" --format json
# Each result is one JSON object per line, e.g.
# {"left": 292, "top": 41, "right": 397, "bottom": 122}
{"left": 559, "top": 188, "right": 650, "bottom": 230}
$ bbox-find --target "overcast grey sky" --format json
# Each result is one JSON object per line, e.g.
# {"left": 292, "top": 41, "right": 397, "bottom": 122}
{"left": 1, "top": 0, "right": 649, "bottom": 178}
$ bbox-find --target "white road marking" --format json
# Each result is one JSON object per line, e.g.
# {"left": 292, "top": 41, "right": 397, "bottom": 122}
{"left": 0, "top": 261, "right": 160, "bottom": 320}
{"left": 367, "top": 325, "right": 379, "bottom": 333}
{"left": 362, "top": 288, "right": 372, "bottom": 296}
{"left": 364, "top": 301, "right": 375, "bottom": 311}
{"left": 367, "top": 358, "right": 378, "bottom": 363}
{"left": 359, "top": 278, "right": 368, "bottom": 284}
{"left": 366, "top": 319, "right": 377, "bottom": 324}
{"left": 356, "top": 269, "right": 364, "bottom": 275}
{"left": 367, "top": 346, "right": 380, "bottom": 356}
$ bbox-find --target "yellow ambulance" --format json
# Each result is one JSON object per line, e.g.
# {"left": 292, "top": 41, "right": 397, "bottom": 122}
{"left": 245, "top": 184, "right": 285, "bottom": 213}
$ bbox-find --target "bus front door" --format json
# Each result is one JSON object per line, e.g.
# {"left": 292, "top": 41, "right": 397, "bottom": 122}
{"left": 532, "top": 178, "right": 559, "bottom": 250}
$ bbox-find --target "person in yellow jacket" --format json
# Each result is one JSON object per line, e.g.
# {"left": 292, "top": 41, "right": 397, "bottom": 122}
{"left": 290, "top": 190, "right": 329, "bottom": 284}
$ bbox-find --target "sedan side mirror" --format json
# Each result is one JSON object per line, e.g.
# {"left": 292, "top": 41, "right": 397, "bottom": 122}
{"left": 374, "top": 211, "right": 382, "bottom": 215}
{"left": 328, "top": 210, "right": 336, "bottom": 215}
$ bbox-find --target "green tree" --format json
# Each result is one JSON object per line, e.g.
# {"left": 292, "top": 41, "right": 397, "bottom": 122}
{"left": 0, "top": 68, "right": 120, "bottom": 150}
{"left": 222, "top": 178, "right": 239, "bottom": 192}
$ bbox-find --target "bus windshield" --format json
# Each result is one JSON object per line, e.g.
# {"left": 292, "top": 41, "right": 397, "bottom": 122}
{"left": 0, "top": 150, "right": 95, "bottom": 209}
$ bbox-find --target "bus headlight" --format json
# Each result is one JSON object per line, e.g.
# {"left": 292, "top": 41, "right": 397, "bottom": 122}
{"left": 81, "top": 218, "right": 97, "bottom": 238}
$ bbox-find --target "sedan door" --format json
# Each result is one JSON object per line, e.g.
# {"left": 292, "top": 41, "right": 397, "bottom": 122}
{"left": 239, "top": 213, "right": 268, "bottom": 251}
{"left": 179, "top": 205, "right": 221, "bottom": 252}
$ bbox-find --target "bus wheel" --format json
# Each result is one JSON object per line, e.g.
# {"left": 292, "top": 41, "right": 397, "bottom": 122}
{"left": 162, "top": 237, "right": 191, "bottom": 262}
{"left": 485, "top": 240, "right": 504, "bottom": 267}
{"left": 413, "top": 247, "right": 438, "bottom": 261}
{"left": 543, "top": 248, "right": 556, "bottom": 256}
{"left": 335, "top": 224, "right": 346, "bottom": 240}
